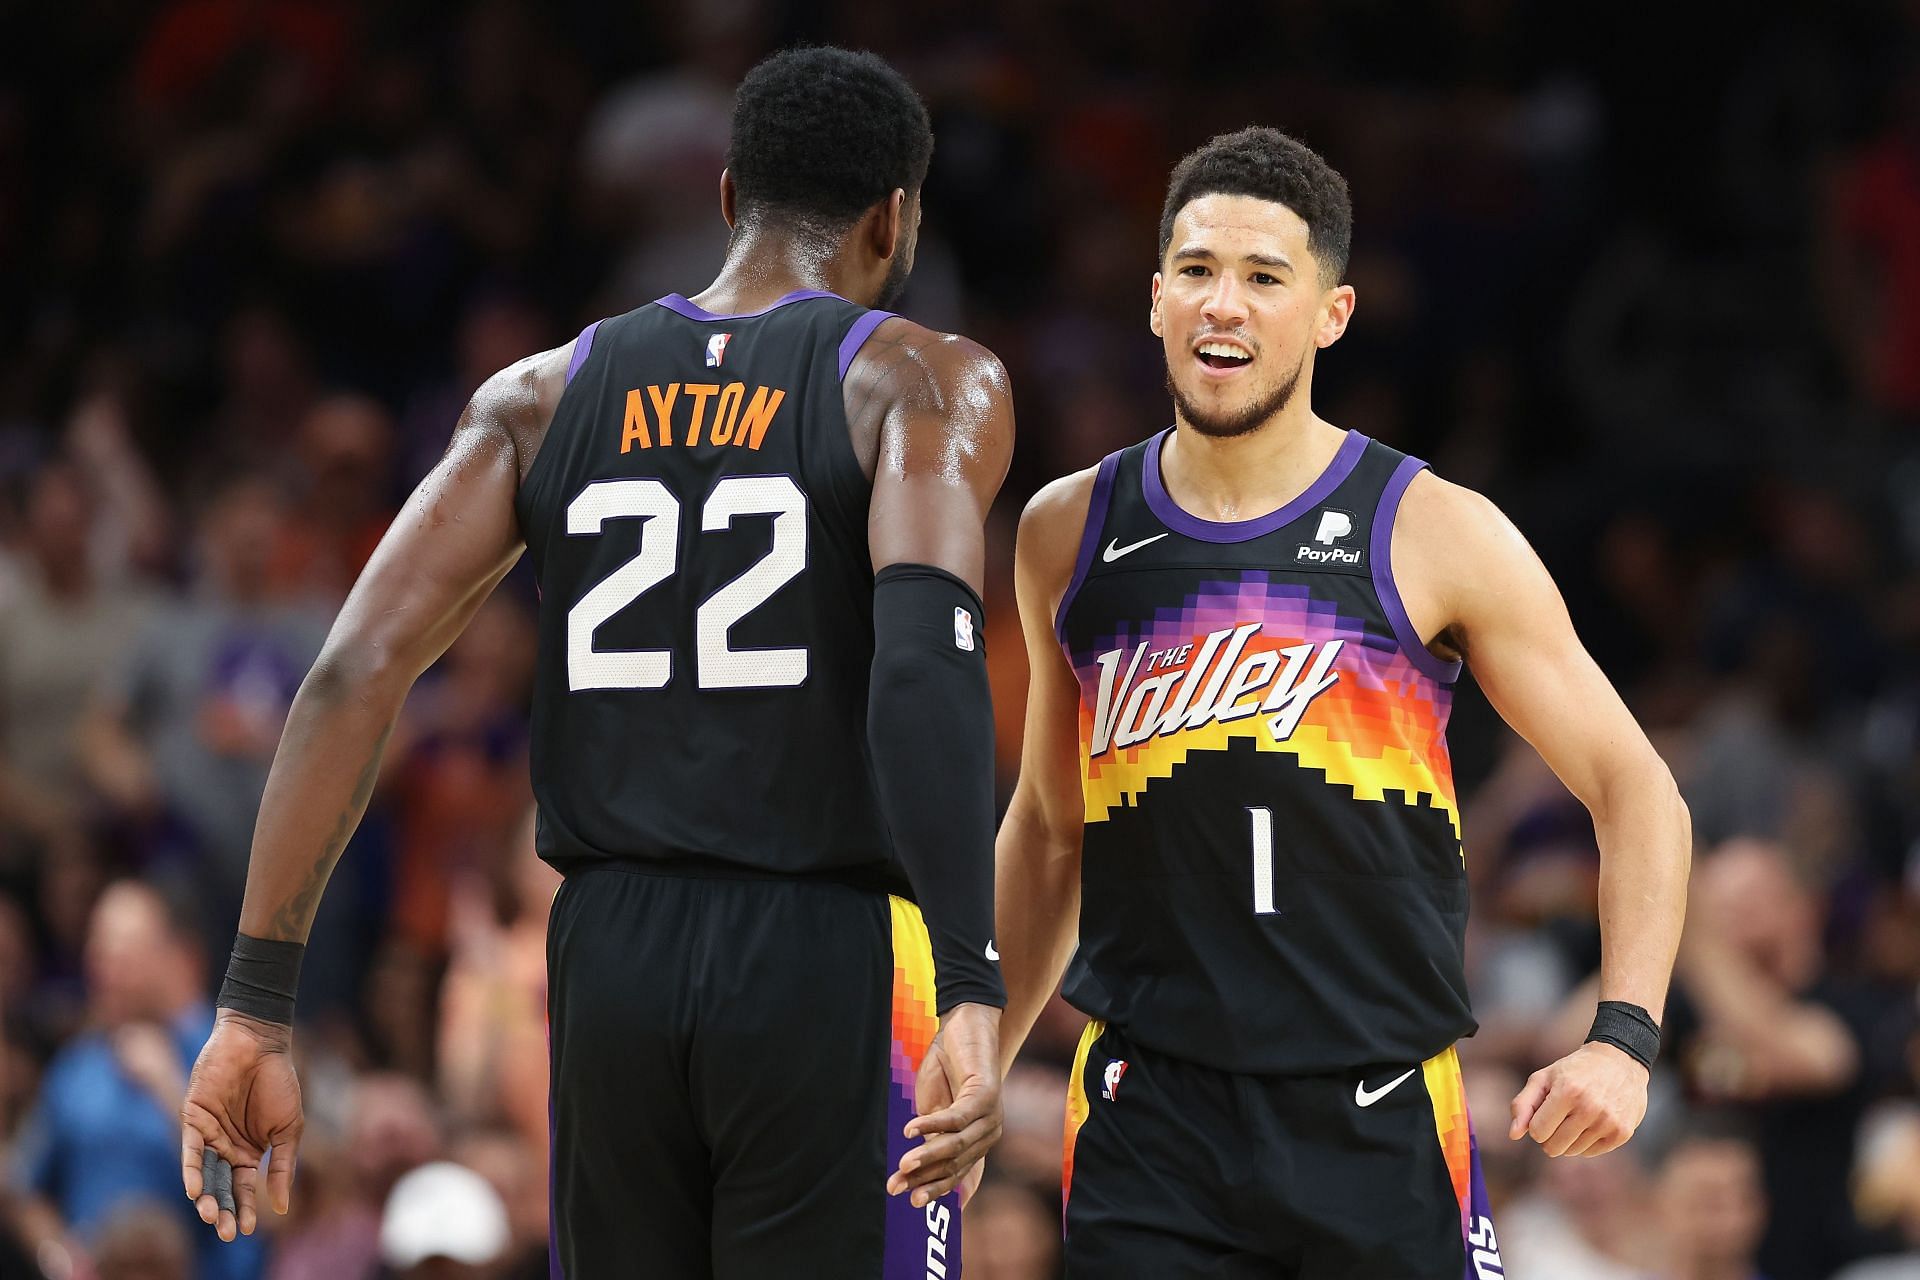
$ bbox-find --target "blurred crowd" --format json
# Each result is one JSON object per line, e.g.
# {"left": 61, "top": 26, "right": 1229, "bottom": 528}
{"left": 3, "top": 1, "right": 1920, "bottom": 1277}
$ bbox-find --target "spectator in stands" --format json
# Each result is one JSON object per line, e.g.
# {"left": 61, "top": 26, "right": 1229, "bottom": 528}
{"left": 0, "top": 460, "right": 156, "bottom": 863}
{"left": 93, "top": 1200, "right": 192, "bottom": 1280}
{"left": 377, "top": 1161, "right": 508, "bottom": 1280}
{"left": 1655, "top": 1116, "right": 1769, "bottom": 1280}
{"left": 79, "top": 475, "right": 332, "bottom": 943}
{"left": 7, "top": 879, "right": 261, "bottom": 1279}
{"left": 1664, "top": 840, "right": 1887, "bottom": 1277}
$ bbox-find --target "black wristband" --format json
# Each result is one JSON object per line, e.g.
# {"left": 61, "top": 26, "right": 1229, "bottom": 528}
{"left": 217, "top": 933, "right": 305, "bottom": 1026}
{"left": 1586, "top": 999, "right": 1660, "bottom": 1070}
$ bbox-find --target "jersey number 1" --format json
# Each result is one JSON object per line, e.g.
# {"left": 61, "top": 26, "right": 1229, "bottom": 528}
{"left": 566, "top": 475, "right": 807, "bottom": 691}
{"left": 1249, "top": 806, "right": 1278, "bottom": 915}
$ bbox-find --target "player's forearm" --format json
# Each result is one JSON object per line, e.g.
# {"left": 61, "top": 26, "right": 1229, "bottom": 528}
{"left": 1591, "top": 761, "right": 1691, "bottom": 1021}
{"left": 236, "top": 654, "right": 406, "bottom": 943}
{"left": 868, "top": 566, "right": 1005, "bottom": 1012}
{"left": 994, "top": 801, "right": 1081, "bottom": 1074}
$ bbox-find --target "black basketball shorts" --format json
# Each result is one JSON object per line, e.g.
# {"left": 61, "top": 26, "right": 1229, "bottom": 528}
{"left": 547, "top": 864, "right": 962, "bottom": 1279}
{"left": 1062, "top": 1020, "right": 1504, "bottom": 1279}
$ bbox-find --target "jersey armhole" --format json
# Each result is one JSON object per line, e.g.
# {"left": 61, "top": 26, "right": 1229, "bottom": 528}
{"left": 564, "top": 318, "right": 602, "bottom": 386}
{"left": 1370, "top": 457, "right": 1464, "bottom": 684}
{"left": 1053, "top": 451, "right": 1122, "bottom": 647}
{"left": 837, "top": 310, "right": 898, "bottom": 379}
{"left": 513, "top": 318, "right": 605, "bottom": 545}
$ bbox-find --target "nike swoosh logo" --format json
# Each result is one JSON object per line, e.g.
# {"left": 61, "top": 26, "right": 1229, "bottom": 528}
{"left": 1103, "top": 533, "right": 1169, "bottom": 562}
{"left": 1354, "top": 1068, "right": 1417, "bottom": 1107}
{"left": 984, "top": 940, "right": 999, "bottom": 961}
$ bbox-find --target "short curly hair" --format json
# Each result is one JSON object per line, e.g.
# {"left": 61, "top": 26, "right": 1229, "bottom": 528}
{"left": 727, "top": 47, "right": 934, "bottom": 237}
{"left": 1158, "top": 127, "right": 1352, "bottom": 285}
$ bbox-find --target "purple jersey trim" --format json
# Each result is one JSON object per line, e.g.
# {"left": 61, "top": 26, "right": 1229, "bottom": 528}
{"left": 653, "top": 288, "right": 842, "bottom": 322}
{"left": 563, "top": 319, "right": 601, "bottom": 387}
{"left": 884, "top": 1069, "right": 963, "bottom": 1276}
{"left": 837, "top": 310, "right": 897, "bottom": 379}
{"left": 1053, "top": 451, "right": 1123, "bottom": 646}
{"left": 1372, "top": 455, "right": 1463, "bottom": 684}
{"left": 1143, "top": 426, "right": 1368, "bottom": 544}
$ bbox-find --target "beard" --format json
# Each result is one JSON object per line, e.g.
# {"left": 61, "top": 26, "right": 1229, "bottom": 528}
{"left": 1166, "top": 347, "right": 1306, "bottom": 439}
{"left": 875, "top": 248, "right": 913, "bottom": 310}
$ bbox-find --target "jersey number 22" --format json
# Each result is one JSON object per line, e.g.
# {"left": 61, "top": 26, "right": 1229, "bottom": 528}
{"left": 565, "top": 475, "right": 806, "bottom": 691}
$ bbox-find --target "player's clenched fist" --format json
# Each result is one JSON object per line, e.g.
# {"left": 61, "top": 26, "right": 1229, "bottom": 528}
{"left": 180, "top": 1010, "right": 304, "bottom": 1241}
{"left": 1508, "top": 1041, "right": 1649, "bottom": 1158}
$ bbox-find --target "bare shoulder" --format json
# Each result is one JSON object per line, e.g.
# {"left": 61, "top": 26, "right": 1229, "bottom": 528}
{"left": 1393, "top": 467, "right": 1553, "bottom": 636}
{"left": 846, "top": 316, "right": 1014, "bottom": 491}
{"left": 1017, "top": 465, "right": 1101, "bottom": 600}
{"left": 1396, "top": 469, "right": 1524, "bottom": 549}
{"left": 847, "top": 316, "right": 1012, "bottom": 410}
{"left": 463, "top": 342, "right": 574, "bottom": 480}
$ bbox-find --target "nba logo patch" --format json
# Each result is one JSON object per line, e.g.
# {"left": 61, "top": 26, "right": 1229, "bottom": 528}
{"left": 953, "top": 606, "right": 975, "bottom": 652}
{"left": 1101, "top": 1059, "right": 1127, "bottom": 1101}
{"left": 705, "top": 333, "right": 732, "bottom": 367}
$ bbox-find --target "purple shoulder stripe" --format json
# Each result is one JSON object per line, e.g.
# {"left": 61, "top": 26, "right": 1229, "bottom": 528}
{"left": 1053, "top": 451, "right": 1123, "bottom": 647}
{"left": 564, "top": 319, "right": 602, "bottom": 387}
{"left": 1371, "top": 455, "right": 1463, "bottom": 684}
{"left": 837, "top": 310, "right": 897, "bottom": 379}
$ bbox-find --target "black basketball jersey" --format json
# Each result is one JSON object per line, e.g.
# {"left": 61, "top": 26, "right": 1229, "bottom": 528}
{"left": 514, "top": 290, "right": 906, "bottom": 890}
{"left": 1056, "top": 427, "right": 1476, "bottom": 1075}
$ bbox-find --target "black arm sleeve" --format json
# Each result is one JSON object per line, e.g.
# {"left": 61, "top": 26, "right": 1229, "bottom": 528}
{"left": 869, "top": 563, "right": 1007, "bottom": 1013}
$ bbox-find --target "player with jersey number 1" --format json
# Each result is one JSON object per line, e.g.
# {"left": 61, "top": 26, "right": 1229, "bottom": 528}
{"left": 991, "top": 127, "right": 1693, "bottom": 1277}
{"left": 177, "top": 47, "right": 1014, "bottom": 1279}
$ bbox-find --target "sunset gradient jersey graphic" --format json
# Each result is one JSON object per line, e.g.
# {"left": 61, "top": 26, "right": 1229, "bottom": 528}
{"left": 1061, "top": 1019, "right": 1102, "bottom": 1214}
{"left": 884, "top": 897, "right": 964, "bottom": 1277}
{"left": 1422, "top": 1045, "right": 1474, "bottom": 1238}
{"left": 1069, "top": 573, "right": 1460, "bottom": 846}
{"left": 888, "top": 897, "right": 940, "bottom": 1094}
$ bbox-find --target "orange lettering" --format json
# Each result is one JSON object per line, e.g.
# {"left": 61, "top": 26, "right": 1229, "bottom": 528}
{"left": 710, "top": 383, "right": 745, "bottom": 446}
{"left": 647, "top": 383, "right": 679, "bottom": 446}
{"left": 682, "top": 383, "right": 720, "bottom": 446}
{"left": 734, "top": 386, "right": 786, "bottom": 450}
{"left": 621, "top": 389, "right": 652, "bottom": 452}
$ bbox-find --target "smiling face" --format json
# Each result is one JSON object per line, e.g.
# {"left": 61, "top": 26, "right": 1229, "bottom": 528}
{"left": 1151, "top": 193, "right": 1354, "bottom": 438}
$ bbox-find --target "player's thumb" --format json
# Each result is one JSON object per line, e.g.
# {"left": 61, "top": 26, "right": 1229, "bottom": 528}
{"left": 1509, "top": 1072, "right": 1550, "bottom": 1140}
{"left": 266, "top": 1131, "right": 302, "bottom": 1215}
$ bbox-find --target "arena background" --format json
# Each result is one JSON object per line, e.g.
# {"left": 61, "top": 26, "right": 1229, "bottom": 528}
{"left": 3, "top": 2, "right": 1919, "bottom": 1277}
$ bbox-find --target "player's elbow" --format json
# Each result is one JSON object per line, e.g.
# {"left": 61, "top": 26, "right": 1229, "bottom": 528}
{"left": 302, "top": 641, "right": 407, "bottom": 707}
{"left": 999, "top": 783, "right": 1083, "bottom": 870}
{"left": 1592, "top": 748, "right": 1690, "bottom": 853}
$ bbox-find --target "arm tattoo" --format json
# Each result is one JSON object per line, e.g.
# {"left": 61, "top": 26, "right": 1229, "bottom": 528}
{"left": 266, "top": 720, "right": 396, "bottom": 941}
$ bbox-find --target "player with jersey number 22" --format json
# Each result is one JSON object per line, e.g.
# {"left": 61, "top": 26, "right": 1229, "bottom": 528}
{"left": 992, "top": 127, "right": 1692, "bottom": 1277}
{"left": 178, "top": 47, "right": 1013, "bottom": 1279}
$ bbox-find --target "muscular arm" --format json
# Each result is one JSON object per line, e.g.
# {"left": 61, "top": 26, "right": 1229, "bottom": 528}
{"left": 858, "top": 321, "right": 1012, "bottom": 593}
{"left": 851, "top": 323, "right": 1016, "bottom": 1206}
{"left": 184, "top": 344, "right": 566, "bottom": 1240}
{"left": 238, "top": 349, "right": 564, "bottom": 941}
{"left": 1396, "top": 474, "right": 1690, "bottom": 1154}
{"left": 853, "top": 321, "right": 1015, "bottom": 995}
{"left": 994, "top": 472, "right": 1094, "bottom": 1073}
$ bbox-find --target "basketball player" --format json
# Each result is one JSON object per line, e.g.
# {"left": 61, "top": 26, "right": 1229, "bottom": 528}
{"left": 991, "top": 128, "right": 1691, "bottom": 1277}
{"left": 179, "top": 48, "right": 1011, "bottom": 1277}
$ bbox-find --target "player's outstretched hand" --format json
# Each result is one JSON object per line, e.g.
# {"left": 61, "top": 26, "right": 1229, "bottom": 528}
{"left": 180, "top": 1010, "right": 304, "bottom": 1241}
{"left": 888, "top": 1002, "right": 1003, "bottom": 1208}
{"left": 1508, "top": 1041, "right": 1648, "bottom": 1158}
